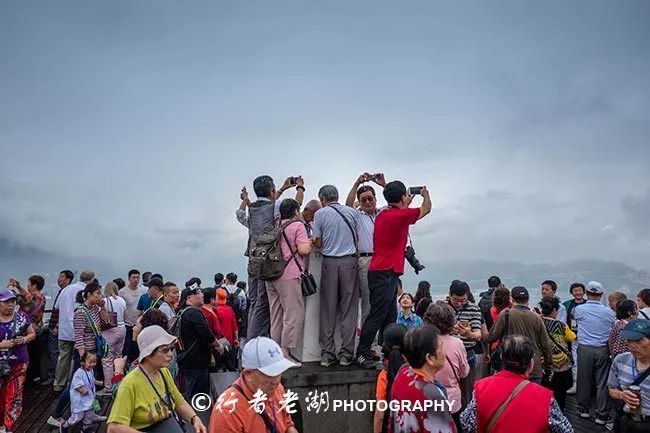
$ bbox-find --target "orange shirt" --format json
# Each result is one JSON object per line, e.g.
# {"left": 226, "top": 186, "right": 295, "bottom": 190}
{"left": 209, "top": 376, "right": 295, "bottom": 433}
{"left": 376, "top": 369, "right": 388, "bottom": 401}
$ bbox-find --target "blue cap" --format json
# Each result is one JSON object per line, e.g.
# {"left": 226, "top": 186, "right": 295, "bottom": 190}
{"left": 621, "top": 319, "right": 650, "bottom": 341}
{"left": 0, "top": 290, "right": 16, "bottom": 302}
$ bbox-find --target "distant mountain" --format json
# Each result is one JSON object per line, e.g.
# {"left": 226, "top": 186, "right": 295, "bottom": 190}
{"left": 400, "top": 259, "right": 650, "bottom": 300}
{"left": 2, "top": 237, "right": 648, "bottom": 304}
{"left": 0, "top": 238, "right": 120, "bottom": 299}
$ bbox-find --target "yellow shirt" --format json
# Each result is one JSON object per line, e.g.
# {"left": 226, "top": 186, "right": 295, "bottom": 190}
{"left": 108, "top": 367, "right": 184, "bottom": 430}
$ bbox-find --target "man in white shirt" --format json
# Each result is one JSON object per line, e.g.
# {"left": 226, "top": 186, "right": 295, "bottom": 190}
{"left": 344, "top": 172, "right": 387, "bottom": 326}
{"left": 540, "top": 280, "right": 567, "bottom": 323}
{"left": 53, "top": 269, "right": 94, "bottom": 392}
{"left": 118, "top": 269, "right": 146, "bottom": 362}
{"left": 638, "top": 288, "right": 650, "bottom": 319}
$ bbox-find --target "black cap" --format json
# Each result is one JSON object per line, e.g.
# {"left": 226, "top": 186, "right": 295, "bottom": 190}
{"left": 511, "top": 286, "right": 529, "bottom": 302}
{"left": 148, "top": 277, "right": 164, "bottom": 290}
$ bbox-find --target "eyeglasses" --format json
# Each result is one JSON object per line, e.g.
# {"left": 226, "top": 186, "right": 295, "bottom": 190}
{"left": 156, "top": 345, "right": 174, "bottom": 355}
{"left": 359, "top": 197, "right": 375, "bottom": 203}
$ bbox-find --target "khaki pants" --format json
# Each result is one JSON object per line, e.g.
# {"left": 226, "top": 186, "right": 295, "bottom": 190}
{"left": 266, "top": 279, "right": 305, "bottom": 350}
{"left": 358, "top": 256, "right": 371, "bottom": 325}
{"left": 54, "top": 340, "right": 74, "bottom": 390}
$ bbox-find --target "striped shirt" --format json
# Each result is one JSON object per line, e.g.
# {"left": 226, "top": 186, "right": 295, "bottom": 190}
{"left": 351, "top": 208, "right": 376, "bottom": 254}
{"left": 450, "top": 300, "right": 483, "bottom": 350}
{"left": 74, "top": 305, "right": 101, "bottom": 351}
{"left": 608, "top": 352, "right": 650, "bottom": 415}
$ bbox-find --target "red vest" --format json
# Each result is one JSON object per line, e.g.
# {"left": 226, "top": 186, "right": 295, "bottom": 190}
{"left": 474, "top": 370, "right": 552, "bottom": 433}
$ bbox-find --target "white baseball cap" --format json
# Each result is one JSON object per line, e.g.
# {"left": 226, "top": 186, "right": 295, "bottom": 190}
{"left": 585, "top": 281, "right": 604, "bottom": 295}
{"left": 241, "top": 337, "right": 295, "bottom": 377}
{"left": 137, "top": 325, "right": 177, "bottom": 363}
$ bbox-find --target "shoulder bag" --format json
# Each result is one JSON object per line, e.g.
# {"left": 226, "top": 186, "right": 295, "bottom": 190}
{"left": 282, "top": 225, "right": 317, "bottom": 297}
{"left": 78, "top": 306, "right": 109, "bottom": 359}
{"left": 101, "top": 297, "right": 118, "bottom": 331}
{"left": 486, "top": 380, "right": 530, "bottom": 432}
{"left": 139, "top": 367, "right": 186, "bottom": 433}
{"left": 329, "top": 205, "right": 359, "bottom": 257}
{"left": 233, "top": 383, "right": 278, "bottom": 433}
{"left": 489, "top": 310, "right": 509, "bottom": 372}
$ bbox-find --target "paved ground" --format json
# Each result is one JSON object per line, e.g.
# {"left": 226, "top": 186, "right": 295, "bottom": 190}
{"left": 17, "top": 379, "right": 609, "bottom": 433}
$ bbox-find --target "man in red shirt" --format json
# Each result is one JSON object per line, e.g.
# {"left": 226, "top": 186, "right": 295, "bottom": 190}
{"left": 216, "top": 288, "right": 240, "bottom": 371}
{"left": 356, "top": 180, "right": 431, "bottom": 369}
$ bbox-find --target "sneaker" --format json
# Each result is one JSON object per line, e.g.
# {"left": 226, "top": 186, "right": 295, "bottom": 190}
{"left": 290, "top": 361, "right": 302, "bottom": 369}
{"left": 339, "top": 357, "right": 353, "bottom": 367}
{"left": 96, "top": 388, "right": 113, "bottom": 397}
{"left": 566, "top": 385, "right": 576, "bottom": 395}
{"left": 92, "top": 415, "right": 108, "bottom": 422}
{"left": 370, "top": 350, "right": 380, "bottom": 362}
{"left": 595, "top": 415, "right": 613, "bottom": 426}
{"left": 320, "top": 357, "right": 337, "bottom": 368}
{"left": 41, "top": 378, "right": 54, "bottom": 386}
{"left": 0, "top": 426, "right": 6, "bottom": 433}
{"left": 356, "top": 355, "right": 376, "bottom": 370}
{"left": 576, "top": 407, "right": 590, "bottom": 419}
{"left": 47, "top": 416, "right": 63, "bottom": 428}
{"left": 605, "top": 421, "right": 614, "bottom": 431}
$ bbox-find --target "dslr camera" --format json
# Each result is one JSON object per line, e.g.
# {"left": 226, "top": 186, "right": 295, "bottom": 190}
{"left": 405, "top": 245, "right": 425, "bottom": 274}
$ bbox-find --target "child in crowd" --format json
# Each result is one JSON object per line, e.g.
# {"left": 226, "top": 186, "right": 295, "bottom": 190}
{"left": 374, "top": 323, "right": 408, "bottom": 433}
{"left": 61, "top": 352, "right": 106, "bottom": 433}
{"left": 396, "top": 293, "right": 424, "bottom": 330}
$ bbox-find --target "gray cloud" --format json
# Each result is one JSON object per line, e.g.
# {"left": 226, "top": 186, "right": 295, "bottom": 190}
{"left": 1, "top": 0, "right": 649, "bottom": 281}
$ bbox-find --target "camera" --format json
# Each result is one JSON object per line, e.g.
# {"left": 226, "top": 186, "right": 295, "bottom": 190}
{"left": 409, "top": 186, "right": 423, "bottom": 195}
{"left": 366, "top": 174, "right": 377, "bottom": 182}
{"left": 405, "top": 245, "right": 425, "bottom": 274}
{"left": 289, "top": 177, "right": 298, "bottom": 186}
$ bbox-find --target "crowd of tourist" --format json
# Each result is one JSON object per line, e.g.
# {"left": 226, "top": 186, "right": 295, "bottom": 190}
{"left": 0, "top": 172, "right": 648, "bottom": 433}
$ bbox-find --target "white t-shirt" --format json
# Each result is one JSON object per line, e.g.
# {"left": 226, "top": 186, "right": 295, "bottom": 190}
{"left": 118, "top": 285, "right": 146, "bottom": 326}
{"left": 159, "top": 302, "right": 175, "bottom": 320}
{"left": 104, "top": 296, "right": 127, "bottom": 327}
{"left": 640, "top": 306, "right": 650, "bottom": 320}
{"left": 55, "top": 281, "right": 86, "bottom": 342}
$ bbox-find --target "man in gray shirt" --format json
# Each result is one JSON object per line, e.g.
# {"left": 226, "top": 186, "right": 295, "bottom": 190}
{"left": 313, "top": 185, "right": 360, "bottom": 367}
{"left": 345, "top": 172, "right": 386, "bottom": 325}
{"left": 235, "top": 175, "right": 304, "bottom": 340}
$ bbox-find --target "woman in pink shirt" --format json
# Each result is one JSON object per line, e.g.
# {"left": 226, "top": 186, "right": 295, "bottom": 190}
{"left": 423, "top": 301, "right": 470, "bottom": 428}
{"left": 265, "top": 199, "right": 311, "bottom": 366}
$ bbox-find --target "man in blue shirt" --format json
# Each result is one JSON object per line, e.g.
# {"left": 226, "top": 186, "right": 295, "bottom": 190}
{"left": 608, "top": 319, "right": 650, "bottom": 430}
{"left": 574, "top": 280, "right": 616, "bottom": 426}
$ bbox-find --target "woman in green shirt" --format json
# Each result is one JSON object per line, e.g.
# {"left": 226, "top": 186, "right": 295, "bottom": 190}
{"left": 107, "top": 325, "right": 206, "bottom": 433}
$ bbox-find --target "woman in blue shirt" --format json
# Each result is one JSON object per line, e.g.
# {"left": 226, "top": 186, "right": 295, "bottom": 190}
{"left": 397, "top": 293, "right": 424, "bottom": 330}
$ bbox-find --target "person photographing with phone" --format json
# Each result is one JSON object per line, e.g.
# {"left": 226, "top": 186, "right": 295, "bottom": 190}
{"left": 345, "top": 172, "right": 387, "bottom": 326}
{"left": 355, "top": 180, "right": 431, "bottom": 369}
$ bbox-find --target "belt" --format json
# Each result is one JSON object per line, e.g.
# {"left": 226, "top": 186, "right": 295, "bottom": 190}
{"left": 358, "top": 252, "right": 373, "bottom": 257}
{"left": 322, "top": 254, "right": 357, "bottom": 259}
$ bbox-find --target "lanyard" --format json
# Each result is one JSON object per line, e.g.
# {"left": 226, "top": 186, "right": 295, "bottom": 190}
{"left": 138, "top": 366, "right": 175, "bottom": 415}
{"left": 83, "top": 370, "right": 95, "bottom": 396}
{"left": 146, "top": 296, "right": 164, "bottom": 313}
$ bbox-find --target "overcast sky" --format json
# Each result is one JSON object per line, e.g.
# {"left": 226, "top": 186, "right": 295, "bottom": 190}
{"left": 1, "top": 0, "right": 649, "bottom": 284}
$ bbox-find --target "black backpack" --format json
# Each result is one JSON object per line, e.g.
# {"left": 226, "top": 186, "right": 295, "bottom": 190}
{"left": 227, "top": 288, "right": 246, "bottom": 320}
{"left": 478, "top": 291, "right": 494, "bottom": 329}
{"left": 247, "top": 220, "right": 296, "bottom": 281}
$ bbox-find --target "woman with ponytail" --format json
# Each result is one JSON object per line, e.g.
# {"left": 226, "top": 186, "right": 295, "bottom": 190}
{"left": 424, "top": 301, "right": 469, "bottom": 428}
{"left": 373, "top": 323, "right": 407, "bottom": 433}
